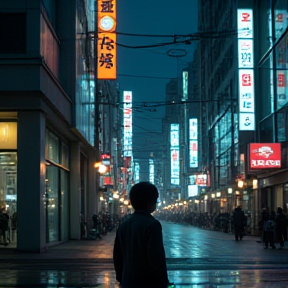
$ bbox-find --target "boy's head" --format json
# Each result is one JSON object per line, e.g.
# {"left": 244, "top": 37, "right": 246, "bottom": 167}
{"left": 129, "top": 182, "right": 159, "bottom": 212}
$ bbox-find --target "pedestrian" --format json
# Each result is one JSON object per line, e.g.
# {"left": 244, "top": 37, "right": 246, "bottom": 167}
{"left": 275, "top": 207, "right": 287, "bottom": 250}
{"left": 259, "top": 208, "right": 269, "bottom": 243}
{"left": 113, "top": 182, "right": 170, "bottom": 288}
{"left": 263, "top": 210, "right": 276, "bottom": 249}
{"left": 232, "top": 206, "right": 246, "bottom": 241}
{"left": 0, "top": 206, "right": 9, "bottom": 246}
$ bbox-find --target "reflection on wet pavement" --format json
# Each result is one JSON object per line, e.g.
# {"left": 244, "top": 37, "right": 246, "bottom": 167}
{"left": 1, "top": 269, "right": 288, "bottom": 287}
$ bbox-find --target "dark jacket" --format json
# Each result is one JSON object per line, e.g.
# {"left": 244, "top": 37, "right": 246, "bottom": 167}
{"left": 113, "top": 210, "right": 169, "bottom": 288}
{"left": 0, "top": 211, "right": 9, "bottom": 231}
{"left": 232, "top": 207, "right": 246, "bottom": 228}
{"left": 275, "top": 212, "right": 287, "bottom": 232}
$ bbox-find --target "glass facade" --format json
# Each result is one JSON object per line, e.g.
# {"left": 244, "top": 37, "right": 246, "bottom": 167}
{"left": 75, "top": 0, "right": 95, "bottom": 146}
{"left": 258, "top": 1, "right": 288, "bottom": 143}
{"left": 211, "top": 107, "right": 237, "bottom": 189}
{"left": 46, "top": 165, "right": 59, "bottom": 242}
{"left": 45, "top": 130, "right": 69, "bottom": 243}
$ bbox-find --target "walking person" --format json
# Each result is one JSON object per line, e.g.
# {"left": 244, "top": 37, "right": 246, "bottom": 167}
{"left": 0, "top": 206, "right": 9, "bottom": 246}
{"left": 275, "top": 207, "right": 287, "bottom": 250}
{"left": 263, "top": 210, "right": 276, "bottom": 249}
{"left": 113, "top": 182, "right": 170, "bottom": 288}
{"left": 232, "top": 206, "right": 246, "bottom": 241}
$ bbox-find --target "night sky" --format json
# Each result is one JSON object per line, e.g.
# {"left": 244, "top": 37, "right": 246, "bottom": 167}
{"left": 116, "top": 0, "right": 198, "bottom": 156}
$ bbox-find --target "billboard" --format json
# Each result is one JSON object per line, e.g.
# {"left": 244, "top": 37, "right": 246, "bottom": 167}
{"left": 97, "top": 0, "right": 117, "bottom": 79}
{"left": 249, "top": 143, "right": 281, "bottom": 169}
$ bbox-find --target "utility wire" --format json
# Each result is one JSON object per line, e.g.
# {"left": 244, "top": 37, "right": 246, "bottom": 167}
{"left": 116, "top": 37, "right": 197, "bottom": 49}
{"left": 117, "top": 73, "right": 177, "bottom": 79}
{"left": 115, "top": 29, "right": 239, "bottom": 38}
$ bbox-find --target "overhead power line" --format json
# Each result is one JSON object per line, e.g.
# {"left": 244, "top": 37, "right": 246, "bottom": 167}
{"left": 118, "top": 73, "right": 177, "bottom": 80}
{"left": 116, "top": 29, "right": 238, "bottom": 38}
{"left": 85, "top": 29, "right": 240, "bottom": 50}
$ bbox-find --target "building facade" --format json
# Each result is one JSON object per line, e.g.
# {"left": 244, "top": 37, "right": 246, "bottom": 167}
{"left": 196, "top": 0, "right": 288, "bottom": 234}
{"left": 0, "top": 0, "right": 99, "bottom": 251}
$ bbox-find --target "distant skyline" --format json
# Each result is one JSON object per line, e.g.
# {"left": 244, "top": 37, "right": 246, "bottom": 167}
{"left": 117, "top": 0, "right": 198, "bottom": 140}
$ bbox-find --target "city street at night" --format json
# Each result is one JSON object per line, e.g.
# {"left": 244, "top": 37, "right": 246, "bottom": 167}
{"left": 0, "top": 221, "right": 288, "bottom": 287}
{"left": 1, "top": 0, "right": 288, "bottom": 287}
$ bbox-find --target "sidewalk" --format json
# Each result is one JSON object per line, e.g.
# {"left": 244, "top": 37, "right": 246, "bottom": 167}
{"left": 0, "top": 230, "right": 116, "bottom": 261}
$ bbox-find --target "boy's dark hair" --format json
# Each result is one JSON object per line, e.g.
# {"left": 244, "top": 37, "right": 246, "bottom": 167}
{"left": 129, "top": 182, "right": 159, "bottom": 210}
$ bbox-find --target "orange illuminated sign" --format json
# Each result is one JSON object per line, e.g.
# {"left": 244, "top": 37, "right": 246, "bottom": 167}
{"left": 97, "top": 0, "right": 116, "bottom": 79}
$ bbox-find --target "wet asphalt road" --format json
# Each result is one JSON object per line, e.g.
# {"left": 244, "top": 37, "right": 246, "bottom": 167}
{"left": 0, "top": 221, "right": 288, "bottom": 287}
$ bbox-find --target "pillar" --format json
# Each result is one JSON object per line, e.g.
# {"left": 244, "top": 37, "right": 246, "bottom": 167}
{"left": 17, "top": 111, "right": 46, "bottom": 252}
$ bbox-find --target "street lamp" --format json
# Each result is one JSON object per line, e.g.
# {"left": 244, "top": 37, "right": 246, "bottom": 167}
{"left": 94, "top": 162, "right": 108, "bottom": 174}
{"left": 238, "top": 180, "right": 244, "bottom": 188}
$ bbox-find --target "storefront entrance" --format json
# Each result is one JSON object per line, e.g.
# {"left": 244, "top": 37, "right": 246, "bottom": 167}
{"left": 0, "top": 152, "right": 17, "bottom": 248}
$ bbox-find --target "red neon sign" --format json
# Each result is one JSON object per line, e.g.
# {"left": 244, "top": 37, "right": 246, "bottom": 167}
{"left": 249, "top": 143, "right": 281, "bottom": 169}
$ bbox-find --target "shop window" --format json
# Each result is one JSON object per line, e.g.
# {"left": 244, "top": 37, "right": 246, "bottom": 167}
{"left": 0, "top": 152, "right": 17, "bottom": 246}
{"left": 0, "top": 122, "right": 17, "bottom": 150}
{"left": 46, "top": 165, "right": 59, "bottom": 243}
{"left": 45, "top": 130, "right": 70, "bottom": 243}
{"left": 47, "top": 131, "right": 59, "bottom": 164}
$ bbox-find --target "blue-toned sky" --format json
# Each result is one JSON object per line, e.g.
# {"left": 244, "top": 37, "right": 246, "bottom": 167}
{"left": 116, "top": 0, "right": 198, "bottom": 154}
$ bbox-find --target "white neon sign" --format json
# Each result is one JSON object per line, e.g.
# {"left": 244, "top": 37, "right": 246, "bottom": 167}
{"left": 238, "top": 9, "right": 255, "bottom": 131}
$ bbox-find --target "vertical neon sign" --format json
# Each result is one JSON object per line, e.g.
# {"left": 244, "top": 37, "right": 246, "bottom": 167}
{"left": 170, "top": 124, "right": 180, "bottom": 185}
{"left": 237, "top": 9, "right": 255, "bottom": 130}
{"left": 189, "top": 119, "right": 198, "bottom": 167}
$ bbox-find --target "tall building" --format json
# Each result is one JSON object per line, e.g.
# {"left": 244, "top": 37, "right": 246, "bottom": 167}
{"left": 197, "top": 0, "right": 288, "bottom": 234}
{"left": 0, "top": 0, "right": 99, "bottom": 251}
{"left": 198, "top": 0, "right": 241, "bottom": 216}
{"left": 254, "top": 1, "right": 288, "bottom": 226}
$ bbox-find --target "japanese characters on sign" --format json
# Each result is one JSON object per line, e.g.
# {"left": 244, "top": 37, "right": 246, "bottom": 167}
{"left": 238, "top": 9, "right": 255, "bottom": 131}
{"left": 249, "top": 143, "right": 281, "bottom": 169}
{"left": 97, "top": 0, "right": 116, "bottom": 79}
